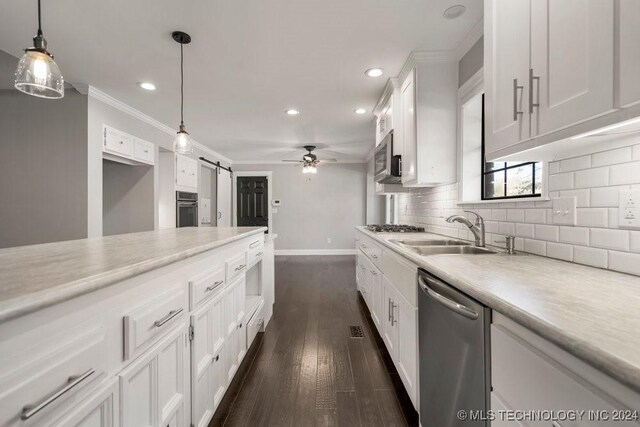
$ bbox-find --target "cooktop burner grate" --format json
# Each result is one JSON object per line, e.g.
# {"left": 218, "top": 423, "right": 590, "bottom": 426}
{"left": 366, "top": 224, "right": 425, "bottom": 233}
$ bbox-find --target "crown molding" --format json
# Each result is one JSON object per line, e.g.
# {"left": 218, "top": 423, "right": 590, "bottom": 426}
{"left": 398, "top": 49, "right": 457, "bottom": 83}
{"left": 455, "top": 16, "right": 484, "bottom": 60}
{"left": 86, "top": 85, "right": 233, "bottom": 164}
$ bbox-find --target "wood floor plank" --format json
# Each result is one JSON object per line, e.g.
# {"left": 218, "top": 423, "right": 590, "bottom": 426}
{"left": 336, "top": 391, "right": 361, "bottom": 427}
{"left": 375, "top": 389, "right": 408, "bottom": 427}
{"left": 347, "top": 339, "right": 384, "bottom": 427}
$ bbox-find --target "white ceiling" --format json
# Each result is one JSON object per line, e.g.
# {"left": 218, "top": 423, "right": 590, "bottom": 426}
{"left": 0, "top": 0, "right": 482, "bottom": 162}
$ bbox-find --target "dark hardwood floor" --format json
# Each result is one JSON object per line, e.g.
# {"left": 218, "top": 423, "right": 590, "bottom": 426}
{"left": 210, "top": 255, "right": 419, "bottom": 427}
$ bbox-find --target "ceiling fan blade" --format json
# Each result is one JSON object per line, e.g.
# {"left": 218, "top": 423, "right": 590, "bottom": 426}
{"left": 317, "top": 159, "right": 338, "bottom": 163}
{"left": 281, "top": 160, "right": 303, "bottom": 163}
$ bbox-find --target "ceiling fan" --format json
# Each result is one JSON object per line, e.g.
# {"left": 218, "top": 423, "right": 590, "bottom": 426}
{"left": 281, "top": 145, "right": 337, "bottom": 173}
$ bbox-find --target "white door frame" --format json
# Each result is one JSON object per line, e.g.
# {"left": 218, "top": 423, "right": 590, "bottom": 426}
{"left": 232, "top": 171, "right": 273, "bottom": 233}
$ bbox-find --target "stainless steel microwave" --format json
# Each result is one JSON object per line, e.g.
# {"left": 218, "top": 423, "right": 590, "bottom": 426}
{"left": 374, "top": 131, "right": 402, "bottom": 184}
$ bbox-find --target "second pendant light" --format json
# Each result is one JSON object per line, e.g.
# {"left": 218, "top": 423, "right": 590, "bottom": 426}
{"left": 173, "top": 31, "right": 193, "bottom": 154}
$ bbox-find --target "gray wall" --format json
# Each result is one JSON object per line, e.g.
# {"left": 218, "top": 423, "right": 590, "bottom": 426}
{"left": 0, "top": 89, "right": 88, "bottom": 248}
{"left": 233, "top": 163, "right": 367, "bottom": 251}
{"left": 102, "top": 160, "right": 155, "bottom": 236}
{"left": 458, "top": 36, "right": 483, "bottom": 87}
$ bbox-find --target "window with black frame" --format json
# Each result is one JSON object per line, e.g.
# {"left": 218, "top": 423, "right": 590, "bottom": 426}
{"left": 481, "top": 95, "right": 542, "bottom": 200}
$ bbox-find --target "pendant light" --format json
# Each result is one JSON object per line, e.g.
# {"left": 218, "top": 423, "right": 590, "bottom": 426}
{"left": 172, "top": 31, "right": 193, "bottom": 154}
{"left": 14, "top": 0, "right": 64, "bottom": 99}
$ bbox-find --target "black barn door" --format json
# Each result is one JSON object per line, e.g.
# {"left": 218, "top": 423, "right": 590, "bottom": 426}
{"left": 236, "top": 176, "right": 269, "bottom": 229}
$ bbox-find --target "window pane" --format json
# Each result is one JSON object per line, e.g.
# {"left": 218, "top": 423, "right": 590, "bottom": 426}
{"left": 484, "top": 171, "right": 505, "bottom": 198}
{"left": 534, "top": 163, "right": 542, "bottom": 194}
{"left": 485, "top": 161, "right": 506, "bottom": 171}
{"left": 506, "top": 165, "right": 534, "bottom": 196}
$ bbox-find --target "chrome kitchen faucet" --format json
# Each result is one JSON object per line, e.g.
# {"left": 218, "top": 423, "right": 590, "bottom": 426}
{"left": 445, "top": 210, "right": 485, "bottom": 247}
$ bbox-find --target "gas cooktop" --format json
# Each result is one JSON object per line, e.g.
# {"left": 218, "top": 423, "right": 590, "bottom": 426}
{"left": 366, "top": 224, "right": 425, "bottom": 233}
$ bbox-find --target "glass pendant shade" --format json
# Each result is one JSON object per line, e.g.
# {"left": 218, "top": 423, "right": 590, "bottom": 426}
{"left": 15, "top": 49, "right": 64, "bottom": 99}
{"left": 174, "top": 126, "right": 193, "bottom": 154}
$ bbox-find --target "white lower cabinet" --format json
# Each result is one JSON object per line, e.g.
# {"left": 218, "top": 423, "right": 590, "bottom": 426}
{"left": 119, "top": 324, "right": 188, "bottom": 427}
{"left": 52, "top": 378, "right": 119, "bottom": 427}
{"left": 382, "top": 276, "right": 399, "bottom": 358}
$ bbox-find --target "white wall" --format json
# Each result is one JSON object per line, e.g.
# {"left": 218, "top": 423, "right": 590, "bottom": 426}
{"left": 233, "top": 163, "right": 367, "bottom": 252}
{"left": 397, "top": 137, "right": 640, "bottom": 276}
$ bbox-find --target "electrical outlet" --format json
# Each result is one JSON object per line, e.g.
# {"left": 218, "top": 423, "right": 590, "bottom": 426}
{"left": 619, "top": 190, "right": 640, "bottom": 229}
{"left": 552, "top": 197, "right": 577, "bottom": 225}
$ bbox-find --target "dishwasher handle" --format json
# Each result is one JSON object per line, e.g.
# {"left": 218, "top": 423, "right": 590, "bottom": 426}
{"left": 419, "top": 276, "right": 479, "bottom": 320}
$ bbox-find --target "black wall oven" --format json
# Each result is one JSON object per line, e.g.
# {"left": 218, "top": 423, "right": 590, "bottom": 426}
{"left": 176, "top": 191, "right": 198, "bottom": 228}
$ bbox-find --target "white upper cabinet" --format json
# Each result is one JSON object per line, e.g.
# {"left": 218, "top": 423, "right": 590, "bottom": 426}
{"left": 484, "top": 0, "right": 531, "bottom": 153}
{"left": 175, "top": 154, "right": 197, "bottom": 190}
{"left": 530, "top": 0, "right": 614, "bottom": 137}
{"left": 619, "top": 0, "right": 640, "bottom": 108}
{"left": 103, "top": 125, "right": 155, "bottom": 166}
{"left": 399, "top": 54, "right": 458, "bottom": 187}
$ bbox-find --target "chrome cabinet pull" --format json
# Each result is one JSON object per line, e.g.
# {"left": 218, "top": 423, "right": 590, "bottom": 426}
{"left": 391, "top": 302, "right": 398, "bottom": 326}
{"left": 154, "top": 308, "right": 183, "bottom": 327}
{"left": 360, "top": 243, "right": 367, "bottom": 249}
{"left": 235, "top": 264, "right": 246, "bottom": 271}
{"left": 371, "top": 254, "right": 378, "bottom": 259}
{"left": 388, "top": 298, "right": 392, "bottom": 322}
{"left": 249, "top": 240, "right": 261, "bottom": 248}
{"left": 529, "top": 68, "right": 540, "bottom": 114}
{"left": 21, "top": 368, "right": 95, "bottom": 420}
{"left": 370, "top": 270, "right": 377, "bottom": 276}
{"left": 212, "top": 355, "right": 220, "bottom": 363}
{"left": 206, "top": 280, "right": 224, "bottom": 292}
{"left": 513, "top": 78, "right": 524, "bottom": 121}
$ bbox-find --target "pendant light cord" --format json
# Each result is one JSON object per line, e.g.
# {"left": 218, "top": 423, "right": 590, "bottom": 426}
{"left": 37, "top": 0, "right": 43, "bottom": 36}
{"left": 180, "top": 41, "right": 184, "bottom": 126}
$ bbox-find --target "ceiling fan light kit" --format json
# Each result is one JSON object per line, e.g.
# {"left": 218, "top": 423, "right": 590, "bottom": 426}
{"left": 172, "top": 31, "right": 194, "bottom": 154}
{"left": 14, "top": 0, "right": 64, "bottom": 99}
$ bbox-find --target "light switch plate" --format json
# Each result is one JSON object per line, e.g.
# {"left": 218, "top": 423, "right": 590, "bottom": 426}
{"left": 552, "top": 197, "right": 577, "bottom": 225}
{"left": 618, "top": 190, "right": 640, "bottom": 229}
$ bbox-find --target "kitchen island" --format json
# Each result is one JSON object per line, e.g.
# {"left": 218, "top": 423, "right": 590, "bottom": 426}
{"left": 0, "top": 226, "right": 274, "bottom": 427}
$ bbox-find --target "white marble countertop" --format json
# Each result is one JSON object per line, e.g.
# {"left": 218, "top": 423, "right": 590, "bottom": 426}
{"left": 356, "top": 226, "right": 640, "bottom": 393}
{"left": 0, "top": 227, "right": 266, "bottom": 323}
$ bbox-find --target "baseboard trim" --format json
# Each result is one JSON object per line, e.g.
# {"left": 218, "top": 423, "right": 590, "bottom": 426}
{"left": 275, "top": 249, "right": 357, "bottom": 256}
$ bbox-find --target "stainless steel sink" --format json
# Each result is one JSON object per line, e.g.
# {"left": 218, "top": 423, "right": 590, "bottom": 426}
{"left": 413, "top": 246, "right": 497, "bottom": 255}
{"left": 393, "top": 239, "right": 471, "bottom": 247}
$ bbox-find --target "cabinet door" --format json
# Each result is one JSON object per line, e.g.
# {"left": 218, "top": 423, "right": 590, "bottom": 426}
{"left": 484, "top": 0, "right": 531, "bottom": 155}
{"left": 190, "top": 303, "right": 215, "bottom": 427}
{"left": 120, "top": 325, "right": 187, "bottom": 427}
{"left": 400, "top": 70, "right": 417, "bottom": 184}
{"left": 210, "top": 293, "right": 227, "bottom": 409}
{"left": 52, "top": 379, "right": 119, "bottom": 427}
{"left": 234, "top": 276, "right": 247, "bottom": 364}
{"left": 222, "top": 285, "right": 239, "bottom": 383}
{"left": 619, "top": 0, "right": 640, "bottom": 108}
{"left": 395, "top": 295, "right": 418, "bottom": 407}
{"left": 369, "top": 268, "right": 382, "bottom": 328}
{"left": 103, "top": 127, "right": 133, "bottom": 157}
{"left": 381, "top": 277, "right": 398, "bottom": 359}
{"left": 530, "top": 0, "right": 614, "bottom": 136}
{"left": 176, "top": 155, "right": 187, "bottom": 187}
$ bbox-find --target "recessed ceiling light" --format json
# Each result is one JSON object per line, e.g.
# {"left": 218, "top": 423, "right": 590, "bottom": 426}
{"left": 138, "top": 82, "right": 156, "bottom": 91}
{"left": 354, "top": 108, "right": 367, "bottom": 115}
{"left": 285, "top": 108, "right": 300, "bottom": 115}
{"left": 365, "top": 68, "right": 383, "bottom": 78}
{"left": 443, "top": 5, "right": 466, "bottom": 19}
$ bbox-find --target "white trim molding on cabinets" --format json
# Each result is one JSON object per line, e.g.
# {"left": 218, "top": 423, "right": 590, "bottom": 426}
{"left": 484, "top": 0, "right": 640, "bottom": 161}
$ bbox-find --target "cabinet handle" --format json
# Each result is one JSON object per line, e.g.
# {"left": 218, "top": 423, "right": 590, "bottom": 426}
{"left": 206, "top": 280, "right": 224, "bottom": 292}
{"left": 391, "top": 302, "right": 397, "bottom": 326}
{"left": 388, "top": 298, "right": 392, "bottom": 322}
{"left": 238, "top": 322, "right": 243, "bottom": 329}
{"left": 256, "top": 252, "right": 264, "bottom": 257}
{"left": 371, "top": 254, "right": 378, "bottom": 259}
{"left": 21, "top": 368, "right": 95, "bottom": 420}
{"left": 249, "top": 240, "right": 261, "bottom": 248}
{"left": 370, "top": 270, "right": 377, "bottom": 276}
{"left": 360, "top": 243, "right": 367, "bottom": 249}
{"left": 119, "top": 140, "right": 124, "bottom": 145}
{"left": 154, "top": 308, "right": 183, "bottom": 327}
{"left": 529, "top": 68, "right": 540, "bottom": 114}
{"left": 235, "top": 264, "right": 246, "bottom": 271}
{"left": 212, "top": 354, "right": 220, "bottom": 363}
{"left": 513, "top": 78, "right": 524, "bottom": 121}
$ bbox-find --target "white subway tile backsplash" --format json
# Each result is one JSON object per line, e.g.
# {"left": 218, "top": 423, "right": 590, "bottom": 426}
{"left": 549, "top": 172, "right": 574, "bottom": 191}
{"left": 574, "top": 246, "right": 608, "bottom": 269}
{"left": 590, "top": 228, "right": 629, "bottom": 251}
{"left": 591, "top": 146, "right": 632, "bottom": 166}
{"left": 559, "top": 155, "right": 591, "bottom": 172}
{"left": 559, "top": 227, "right": 589, "bottom": 245}
{"left": 574, "top": 167, "right": 609, "bottom": 189}
{"left": 535, "top": 224, "right": 559, "bottom": 241}
{"left": 546, "top": 242, "right": 574, "bottom": 261}
{"left": 516, "top": 223, "right": 535, "bottom": 238}
{"left": 397, "top": 141, "right": 640, "bottom": 275}
{"left": 576, "top": 208, "right": 608, "bottom": 227}
{"left": 525, "top": 209, "right": 546, "bottom": 224}
{"left": 610, "top": 161, "right": 640, "bottom": 185}
{"left": 608, "top": 251, "right": 640, "bottom": 276}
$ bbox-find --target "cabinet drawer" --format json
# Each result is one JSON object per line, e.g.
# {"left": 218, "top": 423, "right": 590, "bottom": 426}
{"left": 0, "top": 327, "right": 107, "bottom": 426}
{"left": 247, "top": 244, "right": 265, "bottom": 267}
{"left": 492, "top": 325, "right": 635, "bottom": 426}
{"left": 51, "top": 377, "right": 119, "bottom": 426}
{"left": 103, "top": 126, "right": 133, "bottom": 157}
{"left": 189, "top": 267, "right": 225, "bottom": 309}
{"left": 124, "top": 287, "right": 185, "bottom": 360}
{"left": 246, "top": 299, "right": 265, "bottom": 349}
{"left": 382, "top": 250, "right": 417, "bottom": 307}
{"left": 226, "top": 252, "right": 247, "bottom": 282}
{"left": 133, "top": 138, "right": 154, "bottom": 164}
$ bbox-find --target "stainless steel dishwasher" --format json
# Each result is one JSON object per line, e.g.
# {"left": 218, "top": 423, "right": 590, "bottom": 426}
{"left": 418, "top": 268, "right": 490, "bottom": 427}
